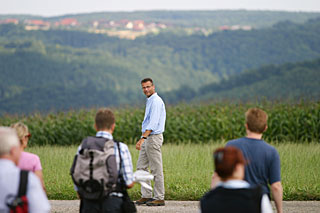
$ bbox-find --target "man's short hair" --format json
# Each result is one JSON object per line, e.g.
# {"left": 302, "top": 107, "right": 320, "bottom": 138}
{"left": 0, "top": 127, "right": 20, "bottom": 156}
{"left": 95, "top": 108, "right": 115, "bottom": 130}
{"left": 214, "top": 146, "right": 246, "bottom": 180}
{"left": 245, "top": 108, "right": 268, "bottom": 134}
{"left": 141, "top": 78, "right": 153, "bottom": 85}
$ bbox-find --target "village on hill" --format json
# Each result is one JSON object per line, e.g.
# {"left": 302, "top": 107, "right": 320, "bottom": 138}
{"left": 0, "top": 17, "right": 252, "bottom": 39}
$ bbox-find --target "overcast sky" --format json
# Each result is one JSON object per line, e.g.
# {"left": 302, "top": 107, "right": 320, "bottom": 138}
{"left": 1, "top": 0, "right": 320, "bottom": 17}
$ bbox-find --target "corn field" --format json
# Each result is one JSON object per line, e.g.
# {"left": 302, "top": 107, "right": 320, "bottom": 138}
{"left": 0, "top": 102, "right": 319, "bottom": 146}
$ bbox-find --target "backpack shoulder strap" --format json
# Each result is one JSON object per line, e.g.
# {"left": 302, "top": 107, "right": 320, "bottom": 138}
{"left": 6, "top": 170, "right": 29, "bottom": 210}
{"left": 115, "top": 141, "right": 126, "bottom": 187}
{"left": 115, "top": 141, "right": 123, "bottom": 174}
{"left": 18, "top": 170, "right": 29, "bottom": 197}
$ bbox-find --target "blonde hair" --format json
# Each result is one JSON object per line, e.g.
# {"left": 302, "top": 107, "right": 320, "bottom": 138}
{"left": 10, "top": 122, "right": 29, "bottom": 143}
{"left": 0, "top": 127, "right": 20, "bottom": 156}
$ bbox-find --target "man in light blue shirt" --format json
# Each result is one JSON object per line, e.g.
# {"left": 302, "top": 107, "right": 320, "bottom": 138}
{"left": 135, "top": 78, "right": 166, "bottom": 206}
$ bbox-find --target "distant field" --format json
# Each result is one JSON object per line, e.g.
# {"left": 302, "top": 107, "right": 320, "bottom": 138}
{"left": 28, "top": 142, "right": 320, "bottom": 200}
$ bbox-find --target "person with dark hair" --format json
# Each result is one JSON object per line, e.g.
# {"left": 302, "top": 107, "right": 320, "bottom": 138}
{"left": 74, "top": 108, "right": 134, "bottom": 213}
{"left": 224, "top": 108, "right": 283, "bottom": 213}
{"left": 200, "top": 147, "right": 273, "bottom": 213}
{"left": 135, "top": 78, "right": 166, "bottom": 206}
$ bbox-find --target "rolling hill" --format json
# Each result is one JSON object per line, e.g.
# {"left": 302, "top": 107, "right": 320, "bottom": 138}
{"left": 190, "top": 58, "right": 320, "bottom": 102}
{"left": 0, "top": 15, "right": 320, "bottom": 114}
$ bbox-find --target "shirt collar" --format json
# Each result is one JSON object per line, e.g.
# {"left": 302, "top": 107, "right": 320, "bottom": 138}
{"left": 147, "top": 92, "right": 157, "bottom": 100}
{"left": 0, "top": 159, "right": 17, "bottom": 168}
{"left": 96, "top": 131, "right": 113, "bottom": 140}
{"left": 217, "top": 180, "right": 250, "bottom": 189}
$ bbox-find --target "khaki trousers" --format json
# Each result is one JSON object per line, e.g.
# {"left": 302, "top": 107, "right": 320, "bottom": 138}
{"left": 136, "top": 134, "right": 165, "bottom": 200}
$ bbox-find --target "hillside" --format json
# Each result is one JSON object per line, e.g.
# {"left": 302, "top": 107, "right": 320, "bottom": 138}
{"left": 190, "top": 58, "right": 320, "bottom": 102}
{"left": 1, "top": 16, "right": 320, "bottom": 114}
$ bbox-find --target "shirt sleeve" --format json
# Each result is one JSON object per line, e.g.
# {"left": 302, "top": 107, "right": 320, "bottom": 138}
{"left": 145, "top": 99, "right": 162, "bottom": 131}
{"left": 120, "top": 143, "right": 134, "bottom": 186}
{"left": 27, "top": 172, "right": 51, "bottom": 213}
{"left": 33, "top": 155, "right": 42, "bottom": 171}
{"left": 269, "top": 149, "right": 281, "bottom": 184}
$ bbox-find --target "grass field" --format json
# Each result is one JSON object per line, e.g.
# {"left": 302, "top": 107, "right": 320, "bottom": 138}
{"left": 27, "top": 142, "right": 320, "bottom": 201}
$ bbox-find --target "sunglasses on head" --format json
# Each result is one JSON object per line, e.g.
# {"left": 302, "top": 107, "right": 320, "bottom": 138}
{"left": 214, "top": 151, "right": 224, "bottom": 163}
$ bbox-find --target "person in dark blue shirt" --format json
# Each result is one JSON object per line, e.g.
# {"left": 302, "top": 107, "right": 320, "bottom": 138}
{"left": 220, "top": 108, "right": 283, "bottom": 213}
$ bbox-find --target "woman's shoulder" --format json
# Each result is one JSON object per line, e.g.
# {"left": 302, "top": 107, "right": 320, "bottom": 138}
{"left": 19, "top": 151, "right": 42, "bottom": 172}
{"left": 21, "top": 151, "right": 40, "bottom": 161}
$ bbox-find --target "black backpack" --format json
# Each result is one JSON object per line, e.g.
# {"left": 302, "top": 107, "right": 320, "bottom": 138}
{"left": 6, "top": 170, "right": 29, "bottom": 213}
{"left": 70, "top": 136, "right": 118, "bottom": 200}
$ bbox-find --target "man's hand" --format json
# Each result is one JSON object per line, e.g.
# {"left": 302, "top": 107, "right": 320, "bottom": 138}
{"left": 127, "top": 182, "right": 135, "bottom": 189}
{"left": 136, "top": 138, "right": 145, "bottom": 150}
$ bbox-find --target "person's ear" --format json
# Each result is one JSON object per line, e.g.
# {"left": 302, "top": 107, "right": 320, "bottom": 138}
{"left": 263, "top": 125, "right": 268, "bottom": 132}
{"left": 94, "top": 123, "right": 98, "bottom": 131}
{"left": 111, "top": 123, "right": 115, "bottom": 133}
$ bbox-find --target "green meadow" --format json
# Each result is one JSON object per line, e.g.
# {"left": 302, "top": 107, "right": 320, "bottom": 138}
{"left": 2, "top": 102, "right": 319, "bottom": 200}
{"left": 28, "top": 142, "right": 320, "bottom": 201}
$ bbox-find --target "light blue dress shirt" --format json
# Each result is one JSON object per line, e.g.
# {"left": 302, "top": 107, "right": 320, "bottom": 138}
{"left": 142, "top": 93, "right": 166, "bottom": 134}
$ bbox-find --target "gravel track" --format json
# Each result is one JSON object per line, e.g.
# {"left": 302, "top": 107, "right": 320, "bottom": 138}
{"left": 50, "top": 200, "right": 320, "bottom": 213}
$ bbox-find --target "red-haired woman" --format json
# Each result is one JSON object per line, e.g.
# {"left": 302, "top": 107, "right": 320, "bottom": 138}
{"left": 200, "top": 146, "right": 273, "bottom": 213}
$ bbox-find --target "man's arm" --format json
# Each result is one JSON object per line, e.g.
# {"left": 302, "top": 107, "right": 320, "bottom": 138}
{"left": 34, "top": 170, "right": 46, "bottom": 192}
{"left": 136, "top": 130, "right": 152, "bottom": 150}
{"left": 271, "top": 181, "right": 283, "bottom": 213}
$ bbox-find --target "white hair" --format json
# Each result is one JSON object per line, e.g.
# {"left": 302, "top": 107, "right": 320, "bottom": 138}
{"left": 0, "top": 127, "right": 20, "bottom": 156}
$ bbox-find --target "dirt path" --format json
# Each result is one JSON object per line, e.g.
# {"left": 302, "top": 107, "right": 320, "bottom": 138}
{"left": 50, "top": 200, "right": 320, "bottom": 213}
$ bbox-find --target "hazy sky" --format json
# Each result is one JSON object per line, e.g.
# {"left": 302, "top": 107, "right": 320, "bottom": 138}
{"left": 1, "top": 0, "right": 320, "bottom": 17}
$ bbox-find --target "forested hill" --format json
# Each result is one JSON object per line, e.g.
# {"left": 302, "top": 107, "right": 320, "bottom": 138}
{"left": 1, "top": 17, "right": 320, "bottom": 114}
{"left": 170, "top": 58, "right": 320, "bottom": 103}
